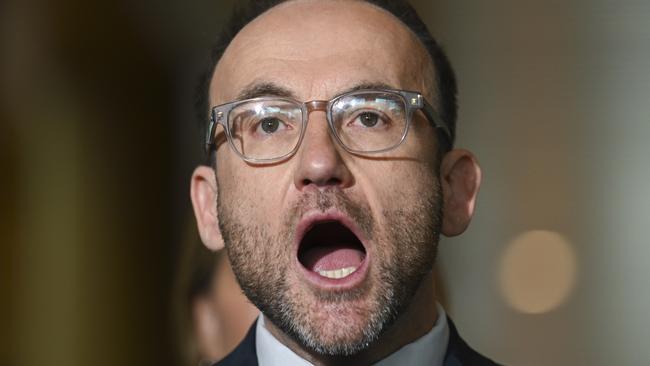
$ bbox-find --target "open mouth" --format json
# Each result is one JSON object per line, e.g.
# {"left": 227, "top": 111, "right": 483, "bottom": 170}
{"left": 297, "top": 220, "right": 367, "bottom": 280}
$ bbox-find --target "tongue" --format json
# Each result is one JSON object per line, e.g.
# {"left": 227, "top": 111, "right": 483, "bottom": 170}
{"left": 301, "top": 244, "right": 365, "bottom": 272}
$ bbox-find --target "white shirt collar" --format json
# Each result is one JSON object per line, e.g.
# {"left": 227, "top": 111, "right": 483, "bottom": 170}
{"left": 256, "top": 303, "right": 450, "bottom": 366}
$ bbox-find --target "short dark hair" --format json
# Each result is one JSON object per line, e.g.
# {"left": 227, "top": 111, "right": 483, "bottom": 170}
{"left": 196, "top": 0, "right": 457, "bottom": 160}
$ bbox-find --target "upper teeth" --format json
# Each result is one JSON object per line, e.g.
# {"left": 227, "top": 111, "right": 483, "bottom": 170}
{"left": 317, "top": 266, "right": 358, "bottom": 279}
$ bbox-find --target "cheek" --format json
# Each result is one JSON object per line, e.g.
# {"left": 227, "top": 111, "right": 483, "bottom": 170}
{"left": 355, "top": 160, "right": 438, "bottom": 227}
{"left": 217, "top": 158, "right": 290, "bottom": 225}
{"left": 388, "top": 164, "right": 438, "bottom": 198}
{"left": 359, "top": 129, "right": 440, "bottom": 203}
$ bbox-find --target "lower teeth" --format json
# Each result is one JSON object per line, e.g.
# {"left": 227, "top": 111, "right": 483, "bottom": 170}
{"left": 317, "top": 266, "right": 358, "bottom": 279}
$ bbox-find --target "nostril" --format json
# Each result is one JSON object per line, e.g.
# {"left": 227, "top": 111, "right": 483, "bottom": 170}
{"left": 301, "top": 177, "right": 342, "bottom": 188}
{"left": 326, "top": 178, "right": 342, "bottom": 186}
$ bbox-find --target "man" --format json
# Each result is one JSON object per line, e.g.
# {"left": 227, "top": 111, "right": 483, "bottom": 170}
{"left": 190, "top": 0, "right": 498, "bottom": 364}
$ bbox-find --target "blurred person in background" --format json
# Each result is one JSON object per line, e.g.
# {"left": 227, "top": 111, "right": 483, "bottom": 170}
{"left": 175, "top": 232, "right": 259, "bottom": 365}
{"left": 190, "top": 0, "right": 499, "bottom": 365}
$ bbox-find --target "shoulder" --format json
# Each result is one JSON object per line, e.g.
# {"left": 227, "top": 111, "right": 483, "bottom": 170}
{"left": 444, "top": 318, "right": 503, "bottom": 366}
{"left": 213, "top": 321, "right": 259, "bottom": 366}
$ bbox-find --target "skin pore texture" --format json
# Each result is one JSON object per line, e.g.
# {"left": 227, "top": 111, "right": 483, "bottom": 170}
{"left": 190, "top": 1, "right": 482, "bottom": 365}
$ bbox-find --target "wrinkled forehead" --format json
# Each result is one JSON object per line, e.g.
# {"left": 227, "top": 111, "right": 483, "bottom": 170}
{"left": 210, "top": 0, "right": 433, "bottom": 104}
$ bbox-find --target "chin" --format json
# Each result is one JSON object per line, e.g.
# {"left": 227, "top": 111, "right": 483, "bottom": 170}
{"left": 279, "top": 285, "right": 391, "bottom": 356}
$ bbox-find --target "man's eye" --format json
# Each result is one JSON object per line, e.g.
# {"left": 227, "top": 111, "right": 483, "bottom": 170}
{"left": 258, "top": 117, "right": 283, "bottom": 134}
{"left": 358, "top": 112, "right": 379, "bottom": 127}
{"left": 350, "top": 111, "right": 387, "bottom": 128}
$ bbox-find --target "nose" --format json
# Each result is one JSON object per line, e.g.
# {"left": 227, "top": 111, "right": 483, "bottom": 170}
{"left": 293, "top": 111, "right": 353, "bottom": 191}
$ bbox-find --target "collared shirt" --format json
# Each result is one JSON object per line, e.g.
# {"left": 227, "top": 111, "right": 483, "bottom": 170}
{"left": 256, "top": 303, "right": 450, "bottom": 366}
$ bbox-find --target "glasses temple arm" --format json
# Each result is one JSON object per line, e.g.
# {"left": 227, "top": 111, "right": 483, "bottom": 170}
{"left": 420, "top": 100, "right": 453, "bottom": 145}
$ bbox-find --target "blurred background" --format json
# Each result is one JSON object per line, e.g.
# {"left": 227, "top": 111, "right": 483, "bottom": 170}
{"left": 2, "top": 0, "right": 649, "bottom": 365}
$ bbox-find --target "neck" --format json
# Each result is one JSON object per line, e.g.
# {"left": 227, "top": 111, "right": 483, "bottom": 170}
{"left": 265, "top": 271, "right": 438, "bottom": 366}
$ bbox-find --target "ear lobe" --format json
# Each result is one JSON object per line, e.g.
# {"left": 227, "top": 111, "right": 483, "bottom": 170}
{"left": 439, "top": 149, "right": 482, "bottom": 237}
{"left": 190, "top": 165, "right": 225, "bottom": 251}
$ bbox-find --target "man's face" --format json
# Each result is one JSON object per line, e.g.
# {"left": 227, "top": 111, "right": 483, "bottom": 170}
{"left": 210, "top": 0, "right": 442, "bottom": 356}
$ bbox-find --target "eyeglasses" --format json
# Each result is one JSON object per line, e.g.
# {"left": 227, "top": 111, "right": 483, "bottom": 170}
{"left": 206, "top": 89, "right": 450, "bottom": 163}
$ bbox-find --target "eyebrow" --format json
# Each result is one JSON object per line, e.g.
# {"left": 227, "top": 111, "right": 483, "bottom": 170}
{"left": 341, "top": 81, "right": 395, "bottom": 94}
{"left": 235, "top": 81, "right": 398, "bottom": 102}
{"left": 237, "top": 82, "right": 297, "bottom": 100}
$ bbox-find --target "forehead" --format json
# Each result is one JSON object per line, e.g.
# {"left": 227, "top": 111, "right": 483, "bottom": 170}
{"left": 210, "top": 0, "right": 433, "bottom": 103}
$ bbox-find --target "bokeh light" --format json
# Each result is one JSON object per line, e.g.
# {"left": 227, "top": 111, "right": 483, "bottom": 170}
{"left": 499, "top": 230, "right": 577, "bottom": 314}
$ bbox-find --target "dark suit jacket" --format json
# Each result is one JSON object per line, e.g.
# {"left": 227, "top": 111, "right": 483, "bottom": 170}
{"left": 214, "top": 318, "right": 501, "bottom": 365}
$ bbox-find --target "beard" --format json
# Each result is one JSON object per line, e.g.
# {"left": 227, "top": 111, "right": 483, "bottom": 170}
{"left": 218, "top": 185, "right": 442, "bottom": 356}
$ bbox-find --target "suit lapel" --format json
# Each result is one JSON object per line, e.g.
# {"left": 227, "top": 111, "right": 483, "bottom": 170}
{"left": 444, "top": 318, "right": 501, "bottom": 366}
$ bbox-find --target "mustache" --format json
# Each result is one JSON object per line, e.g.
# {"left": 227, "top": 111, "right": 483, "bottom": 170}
{"left": 286, "top": 188, "right": 375, "bottom": 239}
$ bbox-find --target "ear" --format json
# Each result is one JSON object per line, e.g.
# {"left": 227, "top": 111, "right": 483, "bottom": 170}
{"left": 190, "top": 165, "right": 224, "bottom": 251}
{"left": 439, "top": 149, "right": 482, "bottom": 237}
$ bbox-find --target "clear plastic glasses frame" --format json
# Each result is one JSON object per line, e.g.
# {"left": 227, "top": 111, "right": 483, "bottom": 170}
{"left": 205, "top": 89, "right": 451, "bottom": 164}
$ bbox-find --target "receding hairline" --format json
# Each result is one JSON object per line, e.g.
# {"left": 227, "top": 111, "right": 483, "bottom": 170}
{"left": 210, "top": 0, "right": 437, "bottom": 103}
{"left": 234, "top": 0, "right": 423, "bottom": 42}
